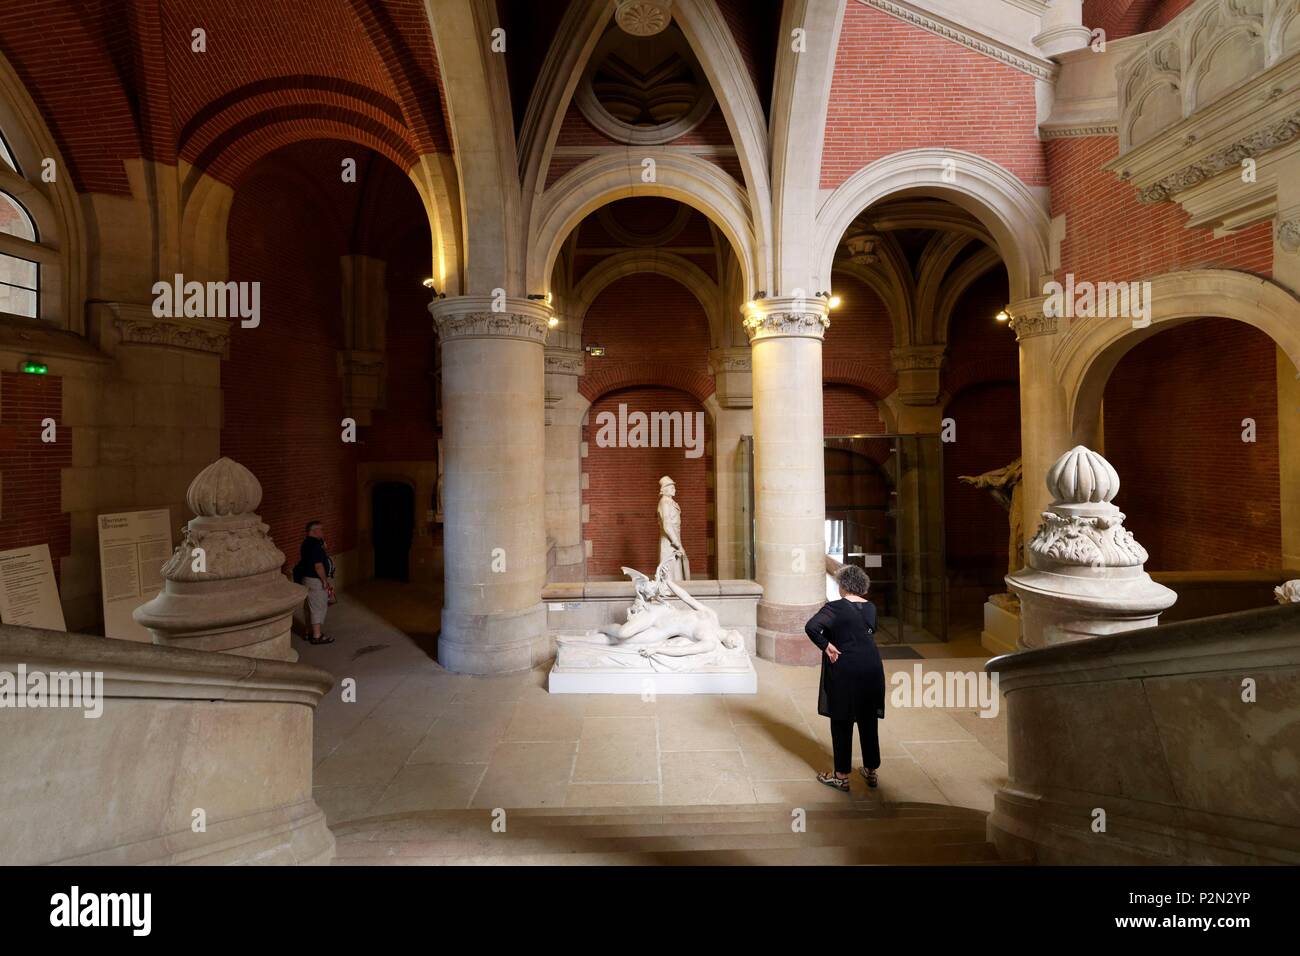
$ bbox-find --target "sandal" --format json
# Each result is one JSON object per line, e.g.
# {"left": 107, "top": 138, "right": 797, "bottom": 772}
{"left": 860, "top": 767, "right": 878, "bottom": 789}
{"left": 817, "top": 771, "right": 851, "bottom": 792}
{"left": 305, "top": 634, "right": 335, "bottom": 645}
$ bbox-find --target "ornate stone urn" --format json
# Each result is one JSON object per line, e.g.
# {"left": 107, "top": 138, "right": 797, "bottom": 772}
{"left": 1007, "top": 446, "right": 1175, "bottom": 650}
{"left": 134, "top": 457, "right": 307, "bottom": 661}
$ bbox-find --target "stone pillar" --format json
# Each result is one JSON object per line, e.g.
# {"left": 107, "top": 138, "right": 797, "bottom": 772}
{"left": 134, "top": 457, "right": 306, "bottom": 662}
{"left": 544, "top": 330, "right": 586, "bottom": 580}
{"left": 745, "top": 297, "right": 829, "bottom": 664}
{"left": 709, "top": 347, "right": 755, "bottom": 580}
{"left": 432, "top": 295, "right": 551, "bottom": 673}
{"left": 1012, "top": 299, "right": 1071, "bottom": 541}
{"left": 1033, "top": 0, "right": 1091, "bottom": 57}
{"left": 1008, "top": 446, "right": 1175, "bottom": 649}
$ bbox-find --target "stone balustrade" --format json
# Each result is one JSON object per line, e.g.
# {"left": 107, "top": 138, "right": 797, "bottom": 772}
{"left": 0, "top": 623, "right": 335, "bottom": 865}
{"left": 986, "top": 604, "right": 1300, "bottom": 864}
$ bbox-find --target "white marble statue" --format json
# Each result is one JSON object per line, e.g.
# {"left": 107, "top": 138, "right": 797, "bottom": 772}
{"left": 556, "top": 563, "right": 745, "bottom": 673}
{"left": 657, "top": 475, "right": 690, "bottom": 581}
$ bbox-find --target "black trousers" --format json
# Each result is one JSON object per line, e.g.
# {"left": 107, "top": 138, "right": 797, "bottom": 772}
{"left": 830, "top": 717, "right": 880, "bottom": 774}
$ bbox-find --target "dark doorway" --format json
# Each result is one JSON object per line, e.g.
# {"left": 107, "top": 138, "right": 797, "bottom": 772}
{"left": 372, "top": 482, "right": 414, "bottom": 581}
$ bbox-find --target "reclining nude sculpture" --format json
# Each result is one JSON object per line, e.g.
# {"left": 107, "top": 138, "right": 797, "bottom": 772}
{"left": 555, "top": 562, "right": 745, "bottom": 673}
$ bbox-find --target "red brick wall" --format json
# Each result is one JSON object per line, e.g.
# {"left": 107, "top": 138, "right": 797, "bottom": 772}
{"left": 1046, "top": 137, "right": 1273, "bottom": 285}
{"left": 823, "top": 384, "right": 885, "bottom": 435}
{"left": 821, "top": 3, "right": 1046, "bottom": 190}
{"left": 583, "top": 386, "right": 713, "bottom": 579}
{"left": 824, "top": 273, "right": 897, "bottom": 399}
{"left": 0, "top": 372, "right": 71, "bottom": 584}
{"left": 222, "top": 166, "right": 357, "bottom": 567}
{"left": 1103, "top": 318, "right": 1281, "bottom": 570}
{"left": 942, "top": 382, "right": 1021, "bottom": 571}
{"left": 945, "top": 266, "right": 1015, "bottom": 397}
{"left": 579, "top": 274, "right": 714, "bottom": 403}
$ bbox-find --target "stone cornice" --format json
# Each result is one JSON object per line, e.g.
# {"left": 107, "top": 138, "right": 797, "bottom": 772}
{"left": 1039, "top": 124, "right": 1119, "bottom": 140}
{"left": 112, "top": 308, "right": 231, "bottom": 358}
{"left": 1135, "top": 109, "right": 1300, "bottom": 204}
{"left": 861, "top": 0, "right": 1058, "bottom": 81}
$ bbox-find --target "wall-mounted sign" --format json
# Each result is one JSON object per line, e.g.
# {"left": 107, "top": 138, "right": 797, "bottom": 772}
{"left": 0, "top": 543, "right": 66, "bottom": 631}
{"left": 97, "top": 509, "right": 173, "bottom": 642}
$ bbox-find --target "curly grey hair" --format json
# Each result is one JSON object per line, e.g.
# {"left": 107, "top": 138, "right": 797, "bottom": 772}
{"left": 836, "top": 564, "right": 870, "bottom": 598}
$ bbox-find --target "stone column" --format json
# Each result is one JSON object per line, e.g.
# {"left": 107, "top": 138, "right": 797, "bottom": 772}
{"left": 1012, "top": 299, "right": 1071, "bottom": 541}
{"left": 1008, "top": 446, "right": 1175, "bottom": 649}
{"left": 432, "top": 295, "right": 551, "bottom": 674}
{"left": 745, "top": 297, "right": 829, "bottom": 665}
{"left": 134, "top": 457, "right": 306, "bottom": 661}
{"left": 544, "top": 330, "right": 586, "bottom": 580}
{"left": 1032, "top": 0, "right": 1091, "bottom": 57}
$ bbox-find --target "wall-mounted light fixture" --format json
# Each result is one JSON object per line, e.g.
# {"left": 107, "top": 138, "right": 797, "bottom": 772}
{"left": 547, "top": 316, "right": 559, "bottom": 329}
{"left": 995, "top": 308, "right": 1011, "bottom": 324}
{"left": 585, "top": 344, "right": 605, "bottom": 357}
{"left": 816, "top": 291, "right": 842, "bottom": 309}
{"left": 527, "top": 293, "right": 547, "bottom": 301}
{"left": 422, "top": 278, "right": 444, "bottom": 298}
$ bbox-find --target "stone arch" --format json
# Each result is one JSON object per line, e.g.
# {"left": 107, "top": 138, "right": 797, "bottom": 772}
{"left": 528, "top": 150, "right": 760, "bottom": 299}
{"left": 570, "top": 250, "right": 723, "bottom": 343}
{"left": 517, "top": 0, "right": 774, "bottom": 295}
{"left": 1057, "top": 270, "right": 1300, "bottom": 442}
{"left": 813, "top": 148, "right": 1050, "bottom": 303}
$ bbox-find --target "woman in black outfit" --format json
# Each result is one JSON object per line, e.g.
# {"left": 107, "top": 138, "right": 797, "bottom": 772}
{"left": 804, "top": 564, "right": 885, "bottom": 792}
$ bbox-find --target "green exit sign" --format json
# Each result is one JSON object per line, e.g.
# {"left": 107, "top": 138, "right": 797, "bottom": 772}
{"left": 21, "top": 360, "right": 48, "bottom": 374}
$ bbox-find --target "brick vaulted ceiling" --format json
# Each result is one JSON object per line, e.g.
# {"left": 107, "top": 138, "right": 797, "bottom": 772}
{"left": 0, "top": 0, "right": 451, "bottom": 194}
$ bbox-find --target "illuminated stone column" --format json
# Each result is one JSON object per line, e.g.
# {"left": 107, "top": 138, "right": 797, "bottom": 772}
{"left": 1012, "top": 298, "right": 1071, "bottom": 542}
{"left": 745, "top": 297, "right": 829, "bottom": 665}
{"left": 432, "top": 295, "right": 551, "bottom": 674}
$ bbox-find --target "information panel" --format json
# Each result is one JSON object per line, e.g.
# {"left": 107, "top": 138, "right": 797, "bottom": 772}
{"left": 0, "top": 543, "right": 66, "bottom": 631}
{"left": 97, "top": 509, "right": 173, "bottom": 642}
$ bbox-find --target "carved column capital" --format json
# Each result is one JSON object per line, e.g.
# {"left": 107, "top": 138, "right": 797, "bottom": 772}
{"left": 544, "top": 346, "right": 585, "bottom": 377}
{"left": 1278, "top": 216, "right": 1300, "bottom": 254}
{"left": 889, "top": 344, "right": 946, "bottom": 372}
{"left": 1008, "top": 297, "right": 1058, "bottom": 341}
{"left": 742, "top": 297, "right": 830, "bottom": 344}
{"left": 431, "top": 295, "right": 553, "bottom": 345}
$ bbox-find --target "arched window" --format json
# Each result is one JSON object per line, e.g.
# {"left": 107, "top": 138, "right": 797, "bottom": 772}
{"left": 0, "top": 187, "right": 38, "bottom": 318}
{"left": 0, "top": 54, "right": 84, "bottom": 330}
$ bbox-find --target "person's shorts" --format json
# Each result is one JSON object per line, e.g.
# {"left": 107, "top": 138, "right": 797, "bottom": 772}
{"left": 304, "top": 578, "right": 329, "bottom": 626}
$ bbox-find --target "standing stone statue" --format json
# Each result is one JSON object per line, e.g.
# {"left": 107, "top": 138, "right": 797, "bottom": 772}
{"left": 657, "top": 475, "right": 690, "bottom": 581}
{"left": 959, "top": 457, "right": 1024, "bottom": 578}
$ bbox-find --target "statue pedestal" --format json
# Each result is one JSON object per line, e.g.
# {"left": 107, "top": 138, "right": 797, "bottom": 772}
{"left": 548, "top": 636, "right": 757, "bottom": 694}
{"left": 981, "top": 598, "right": 1020, "bottom": 656}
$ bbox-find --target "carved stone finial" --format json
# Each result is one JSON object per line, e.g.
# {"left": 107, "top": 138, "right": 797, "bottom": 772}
{"left": 1008, "top": 445, "right": 1175, "bottom": 650}
{"left": 186, "top": 456, "right": 263, "bottom": 517}
{"left": 1045, "top": 445, "right": 1120, "bottom": 506}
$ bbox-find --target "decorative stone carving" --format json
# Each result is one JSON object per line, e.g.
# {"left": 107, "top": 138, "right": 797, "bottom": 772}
{"left": 549, "top": 562, "right": 756, "bottom": 693}
{"left": 890, "top": 345, "right": 945, "bottom": 370}
{"left": 844, "top": 232, "right": 879, "bottom": 267}
{"left": 615, "top": 0, "right": 673, "bottom": 36}
{"left": 134, "top": 457, "right": 307, "bottom": 662}
{"left": 434, "top": 311, "right": 550, "bottom": 344}
{"left": 865, "top": 0, "right": 1056, "bottom": 81}
{"left": 1007, "top": 446, "right": 1175, "bottom": 650}
{"left": 890, "top": 344, "right": 946, "bottom": 405}
{"left": 1137, "top": 109, "right": 1300, "bottom": 203}
{"left": 1012, "top": 312, "right": 1058, "bottom": 341}
{"left": 544, "top": 346, "right": 585, "bottom": 376}
{"left": 1278, "top": 217, "right": 1300, "bottom": 253}
{"left": 742, "top": 311, "right": 830, "bottom": 342}
{"left": 112, "top": 313, "right": 230, "bottom": 357}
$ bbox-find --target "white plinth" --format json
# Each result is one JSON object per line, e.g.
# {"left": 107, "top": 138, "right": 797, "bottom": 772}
{"left": 981, "top": 601, "right": 1020, "bottom": 656}
{"left": 548, "top": 659, "right": 757, "bottom": 694}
